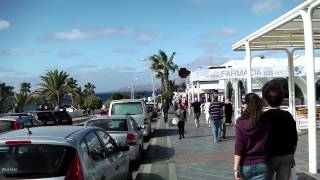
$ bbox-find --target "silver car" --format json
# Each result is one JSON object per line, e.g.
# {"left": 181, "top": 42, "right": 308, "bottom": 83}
{"left": 0, "top": 126, "right": 131, "bottom": 180}
{"left": 85, "top": 115, "right": 144, "bottom": 163}
{"left": 108, "top": 99, "right": 152, "bottom": 139}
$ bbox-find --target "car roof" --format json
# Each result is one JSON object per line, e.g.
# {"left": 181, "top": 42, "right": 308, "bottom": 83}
{"left": 0, "top": 126, "right": 98, "bottom": 143}
{"left": 0, "top": 116, "right": 17, "bottom": 120}
{"left": 111, "top": 99, "right": 144, "bottom": 103}
{"left": 89, "top": 115, "right": 129, "bottom": 121}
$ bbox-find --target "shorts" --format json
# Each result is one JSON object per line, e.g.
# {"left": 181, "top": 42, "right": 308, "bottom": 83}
{"left": 194, "top": 112, "right": 200, "bottom": 119}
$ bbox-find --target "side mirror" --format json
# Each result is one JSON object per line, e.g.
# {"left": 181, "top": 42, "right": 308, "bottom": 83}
{"left": 118, "top": 142, "right": 129, "bottom": 151}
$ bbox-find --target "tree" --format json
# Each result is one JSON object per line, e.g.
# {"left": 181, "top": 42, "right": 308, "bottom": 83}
{"left": 0, "top": 82, "right": 14, "bottom": 113}
{"left": 83, "top": 82, "right": 96, "bottom": 96}
{"left": 149, "top": 50, "right": 178, "bottom": 93}
{"left": 20, "top": 82, "right": 31, "bottom": 95}
{"left": 84, "top": 95, "right": 102, "bottom": 114}
{"left": 66, "top": 78, "right": 81, "bottom": 107}
{"left": 13, "top": 93, "right": 29, "bottom": 112}
{"left": 37, "top": 69, "right": 69, "bottom": 106}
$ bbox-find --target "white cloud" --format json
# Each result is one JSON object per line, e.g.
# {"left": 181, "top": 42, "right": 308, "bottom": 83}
{"left": 113, "top": 48, "right": 135, "bottom": 55}
{"left": 138, "top": 32, "right": 167, "bottom": 44}
{"left": 251, "top": 0, "right": 281, "bottom": 16}
{"left": 0, "top": 20, "right": 10, "bottom": 30}
{"left": 55, "top": 29, "right": 95, "bottom": 40}
{"left": 218, "top": 28, "right": 238, "bottom": 36}
{"left": 58, "top": 51, "right": 83, "bottom": 58}
{"left": 1, "top": 49, "right": 27, "bottom": 56}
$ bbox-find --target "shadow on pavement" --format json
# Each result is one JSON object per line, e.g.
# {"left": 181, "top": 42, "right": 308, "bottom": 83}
{"left": 142, "top": 145, "right": 174, "bottom": 164}
{"left": 152, "top": 128, "right": 179, "bottom": 138}
{"left": 135, "top": 173, "right": 166, "bottom": 180}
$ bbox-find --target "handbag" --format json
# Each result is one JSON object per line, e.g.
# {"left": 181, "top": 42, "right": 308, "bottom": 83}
{"left": 172, "top": 117, "right": 178, "bottom": 126}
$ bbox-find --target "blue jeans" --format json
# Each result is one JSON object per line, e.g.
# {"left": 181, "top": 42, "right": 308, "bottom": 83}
{"left": 240, "top": 163, "right": 270, "bottom": 180}
{"left": 211, "top": 119, "right": 221, "bottom": 143}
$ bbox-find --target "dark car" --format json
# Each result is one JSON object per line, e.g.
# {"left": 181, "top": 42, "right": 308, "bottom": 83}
{"left": 0, "top": 115, "right": 42, "bottom": 133}
{"left": 27, "top": 111, "right": 57, "bottom": 126}
{"left": 53, "top": 110, "right": 73, "bottom": 125}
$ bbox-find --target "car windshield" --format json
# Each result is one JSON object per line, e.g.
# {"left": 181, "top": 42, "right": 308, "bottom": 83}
{"left": 0, "top": 144, "right": 75, "bottom": 178}
{"left": 0, "top": 120, "right": 14, "bottom": 133}
{"left": 111, "top": 102, "right": 143, "bottom": 115}
{"left": 87, "top": 119, "right": 128, "bottom": 131}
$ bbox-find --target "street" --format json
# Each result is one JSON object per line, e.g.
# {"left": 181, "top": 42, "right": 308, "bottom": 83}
{"left": 130, "top": 112, "right": 320, "bottom": 180}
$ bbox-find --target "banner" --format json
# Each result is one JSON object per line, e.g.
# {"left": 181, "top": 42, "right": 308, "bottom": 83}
{"left": 296, "top": 105, "right": 320, "bottom": 130}
{"left": 190, "top": 66, "right": 305, "bottom": 82}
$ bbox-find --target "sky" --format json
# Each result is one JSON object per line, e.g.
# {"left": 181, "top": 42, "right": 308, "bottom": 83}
{"left": 0, "top": 0, "right": 305, "bottom": 92}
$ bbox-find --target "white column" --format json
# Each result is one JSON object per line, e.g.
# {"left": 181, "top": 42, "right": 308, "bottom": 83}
{"left": 287, "top": 50, "right": 300, "bottom": 133}
{"left": 234, "top": 79, "right": 240, "bottom": 120}
{"left": 245, "top": 41, "right": 252, "bottom": 93}
{"left": 191, "top": 81, "right": 195, "bottom": 102}
{"left": 301, "top": 9, "right": 317, "bottom": 174}
{"left": 197, "top": 72, "right": 200, "bottom": 100}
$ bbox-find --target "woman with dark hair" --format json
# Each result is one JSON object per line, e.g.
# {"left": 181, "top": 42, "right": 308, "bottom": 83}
{"left": 234, "top": 93, "right": 271, "bottom": 180}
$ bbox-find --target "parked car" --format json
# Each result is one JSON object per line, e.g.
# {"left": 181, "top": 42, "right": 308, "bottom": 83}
{"left": 0, "top": 115, "right": 42, "bottom": 133}
{"left": 0, "top": 126, "right": 131, "bottom": 180}
{"left": 108, "top": 99, "right": 152, "bottom": 139}
{"left": 85, "top": 115, "right": 144, "bottom": 163}
{"left": 146, "top": 103, "right": 158, "bottom": 120}
{"left": 27, "top": 111, "right": 57, "bottom": 126}
{"left": 53, "top": 110, "right": 73, "bottom": 125}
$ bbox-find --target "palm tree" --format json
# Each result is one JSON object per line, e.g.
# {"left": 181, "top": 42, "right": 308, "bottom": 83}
{"left": 20, "top": 82, "right": 31, "bottom": 95}
{"left": 37, "top": 69, "right": 69, "bottom": 106}
{"left": 13, "top": 93, "right": 30, "bottom": 112}
{"left": 66, "top": 78, "right": 80, "bottom": 106}
{"left": 0, "top": 82, "right": 14, "bottom": 113}
{"left": 149, "top": 50, "right": 178, "bottom": 92}
{"left": 83, "top": 82, "right": 96, "bottom": 96}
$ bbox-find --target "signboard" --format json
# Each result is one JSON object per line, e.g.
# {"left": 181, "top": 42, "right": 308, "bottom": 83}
{"left": 190, "top": 66, "right": 305, "bottom": 82}
{"left": 296, "top": 105, "right": 320, "bottom": 130}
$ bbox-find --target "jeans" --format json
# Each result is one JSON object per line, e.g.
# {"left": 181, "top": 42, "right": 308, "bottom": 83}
{"left": 240, "top": 163, "right": 270, "bottom": 180}
{"left": 211, "top": 119, "right": 221, "bottom": 143}
{"left": 269, "top": 154, "right": 294, "bottom": 180}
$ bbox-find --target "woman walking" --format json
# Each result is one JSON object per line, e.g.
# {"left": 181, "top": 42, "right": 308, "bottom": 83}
{"left": 234, "top": 93, "right": 271, "bottom": 180}
{"left": 176, "top": 103, "right": 186, "bottom": 139}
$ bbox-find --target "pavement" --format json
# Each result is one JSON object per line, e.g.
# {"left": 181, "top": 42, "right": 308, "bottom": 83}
{"left": 133, "top": 113, "right": 320, "bottom": 180}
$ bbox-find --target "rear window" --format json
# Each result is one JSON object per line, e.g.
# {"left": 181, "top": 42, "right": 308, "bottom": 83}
{"left": 0, "top": 144, "right": 76, "bottom": 178}
{"left": 87, "top": 119, "right": 128, "bottom": 131}
{"left": 0, "top": 120, "right": 14, "bottom": 133}
{"left": 111, "top": 102, "right": 143, "bottom": 115}
{"left": 36, "top": 112, "right": 54, "bottom": 121}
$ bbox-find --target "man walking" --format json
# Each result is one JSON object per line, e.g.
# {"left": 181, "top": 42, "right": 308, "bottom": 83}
{"left": 209, "top": 95, "right": 224, "bottom": 143}
{"left": 204, "top": 98, "right": 211, "bottom": 128}
{"left": 162, "top": 99, "right": 170, "bottom": 123}
{"left": 191, "top": 98, "right": 201, "bottom": 127}
{"left": 262, "top": 84, "right": 298, "bottom": 180}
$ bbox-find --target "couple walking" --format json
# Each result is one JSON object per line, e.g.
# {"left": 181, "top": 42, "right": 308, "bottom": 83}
{"left": 234, "top": 85, "right": 298, "bottom": 180}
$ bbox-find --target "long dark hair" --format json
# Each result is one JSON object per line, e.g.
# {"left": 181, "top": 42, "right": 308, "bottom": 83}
{"left": 241, "top": 93, "right": 263, "bottom": 125}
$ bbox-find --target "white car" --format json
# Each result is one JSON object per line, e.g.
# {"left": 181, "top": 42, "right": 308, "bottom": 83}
{"left": 109, "top": 99, "right": 152, "bottom": 139}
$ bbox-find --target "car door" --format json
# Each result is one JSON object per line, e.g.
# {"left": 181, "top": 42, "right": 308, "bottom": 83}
{"left": 96, "top": 130, "right": 129, "bottom": 180}
{"left": 81, "top": 131, "right": 111, "bottom": 180}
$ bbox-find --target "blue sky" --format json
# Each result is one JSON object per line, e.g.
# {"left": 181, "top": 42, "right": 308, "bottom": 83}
{"left": 0, "top": 0, "right": 304, "bottom": 92}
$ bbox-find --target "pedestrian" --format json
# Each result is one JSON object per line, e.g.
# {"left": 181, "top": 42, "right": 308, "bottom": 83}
{"left": 224, "top": 97, "right": 233, "bottom": 125}
{"left": 209, "top": 95, "right": 224, "bottom": 143}
{"left": 175, "top": 103, "right": 186, "bottom": 139}
{"left": 204, "top": 98, "right": 211, "bottom": 127}
{"left": 234, "top": 93, "right": 271, "bottom": 180}
{"left": 191, "top": 98, "right": 202, "bottom": 127}
{"left": 262, "top": 84, "right": 298, "bottom": 180}
{"left": 162, "top": 99, "right": 170, "bottom": 123}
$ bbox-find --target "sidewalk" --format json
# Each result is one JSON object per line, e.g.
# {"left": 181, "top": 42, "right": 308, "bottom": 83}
{"left": 168, "top": 113, "right": 320, "bottom": 180}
